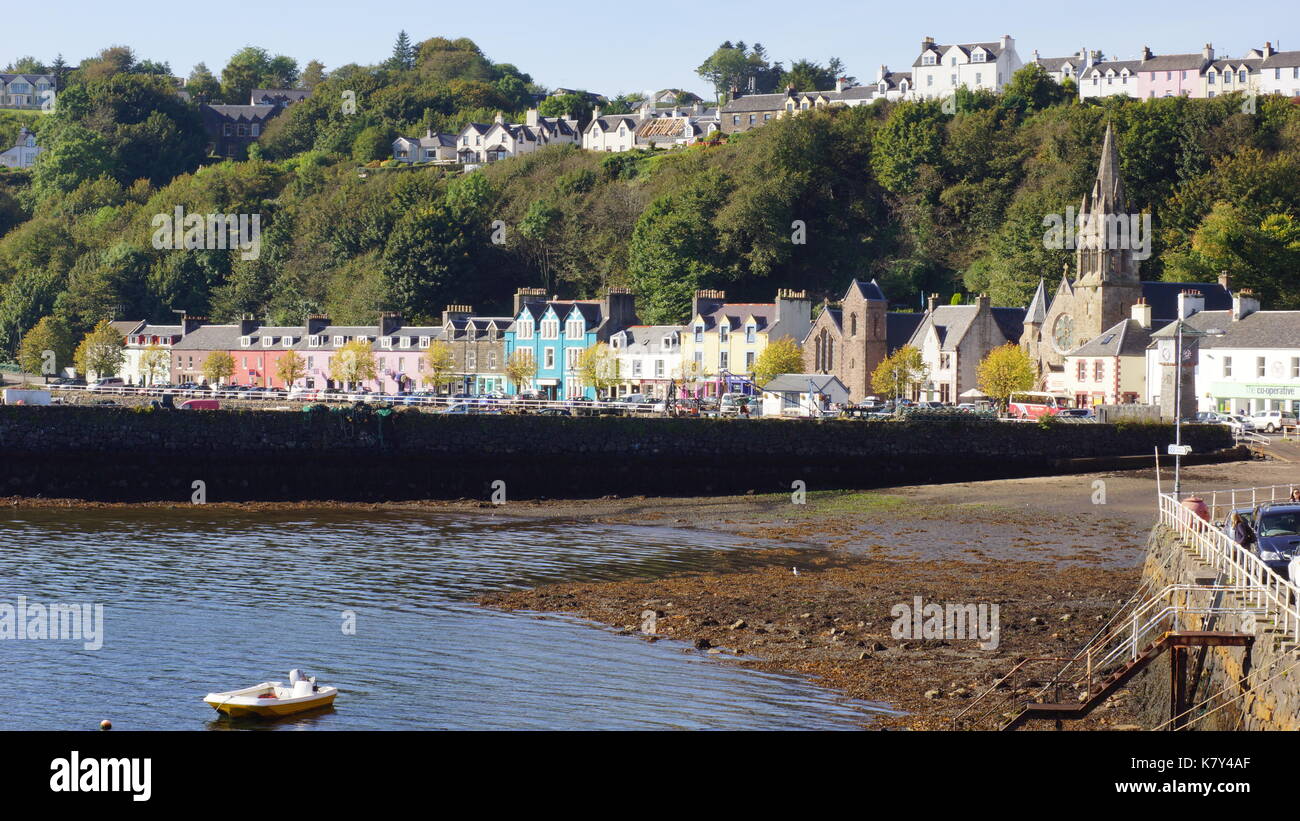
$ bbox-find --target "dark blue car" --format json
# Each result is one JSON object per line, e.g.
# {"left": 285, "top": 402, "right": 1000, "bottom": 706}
{"left": 1253, "top": 504, "right": 1300, "bottom": 579}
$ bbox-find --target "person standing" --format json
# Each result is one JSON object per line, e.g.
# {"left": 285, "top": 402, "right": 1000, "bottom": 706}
{"left": 1231, "top": 512, "right": 1257, "bottom": 551}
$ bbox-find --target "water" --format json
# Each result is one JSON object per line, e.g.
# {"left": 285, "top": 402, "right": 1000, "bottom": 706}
{"left": 0, "top": 509, "right": 891, "bottom": 730}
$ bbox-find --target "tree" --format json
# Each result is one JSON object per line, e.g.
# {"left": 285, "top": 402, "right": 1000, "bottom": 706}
{"left": 1001, "top": 63, "right": 1073, "bottom": 115}
{"left": 870, "top": 345, "right": 928, "bottom": 399}
{"left": 301, "top": 60, "right": 326, "bottom": 89}
{"left": 515, "top": 199, "right": 563, "bottom": 294}
{"left": 186, "top": 63, "right": 221, "bottom": 102}
{"left": 201, "top": 350, "right": 235, "bottom": 386}
{"left": 17, "top": 315, "right": 74, "bottom": 381}
{"left": 275, "top": 350, "right": 307, "bottom": 387}
{"left": 576, "top": 342, "right": 620, "bottom": 397}
{"left": 976, "top": 343, "right": 1036, "bottom": 408}
{"left": 538, "top": 93, "right": 593, "bottom": 126}
{"left": 140, "top": 344, "right": 170, "bottom": 386}
{"left": 504, "top": 349, "right": 536, "bottom": 394}
{"left": 73, "top": 320, "right": 125, "bottom": 379}
{"left": 390, "top": 31, "right": 416, "bottom": 70}
{"left": 420, "top": 341, "right": 457, "bottom": 391}
{"left": 330, "top": 339, "right": 377, "bottom": 388}
{"left": 751, "top": 337, "right": 803, "bottom": 386}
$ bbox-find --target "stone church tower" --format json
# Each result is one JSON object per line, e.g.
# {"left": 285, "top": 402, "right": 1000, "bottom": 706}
{"left": 1023, "top": 122, "right": 1142, "bottom": 384}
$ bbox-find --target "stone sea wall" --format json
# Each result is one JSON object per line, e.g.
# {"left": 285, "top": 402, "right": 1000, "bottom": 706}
{"left": 0, "top": 406, "right": 1237, "bottom": 503}
{"left": 1131, "top": 525, "right": 1300, "bottom": 731}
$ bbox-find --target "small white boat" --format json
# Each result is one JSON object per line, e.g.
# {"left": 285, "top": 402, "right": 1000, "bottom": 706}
{"left": 204, "top": 669, "right": 338, "bottom": 719}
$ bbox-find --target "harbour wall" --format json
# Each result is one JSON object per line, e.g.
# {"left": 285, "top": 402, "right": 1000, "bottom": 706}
{"left": 0, "top": 406, "right": 1238, "bottom": 503}
{"left": 1129, "top": 525, "right": 1300, "bottom": 730}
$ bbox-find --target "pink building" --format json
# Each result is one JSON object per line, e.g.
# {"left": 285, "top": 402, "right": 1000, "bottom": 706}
{"left": 1135, "top": 44, "right": 1214, "bottom": 99}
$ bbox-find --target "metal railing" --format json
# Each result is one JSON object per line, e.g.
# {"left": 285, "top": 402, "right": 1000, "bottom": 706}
{"left": 1159, "top": 490, "right": 1300, "bottom": 644}
{"left": 1179, "top": 484, "right": 1300, "bottom": 525}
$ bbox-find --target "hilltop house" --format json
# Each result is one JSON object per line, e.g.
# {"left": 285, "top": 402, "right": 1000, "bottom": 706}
{"left": 199, "top": 104, "right": 279, "bottom": 159}
{"left": 719, "top": 79, "right": 873, "bottom": 134}
{"left": 1079, "top": 58, "right": 1142, "bottom": 99}
{"left": 0, "top": 127, "right": 42, "bottom": 168}
{"left": 0, "top": 73, "right": 54, "bottom": 108}
{"left": 392, "top": 130, "right": 458, "bottom": 163}
{"left": 911, "top": 34, "right": 1022, "bottom": 100}
{"left": 1255, "top": 43, "right": 1300, "bottom": 97}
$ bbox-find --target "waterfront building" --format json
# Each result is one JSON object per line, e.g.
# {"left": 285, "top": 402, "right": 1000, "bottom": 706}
{"left": 905, "top": 294, "right": 1026, "bottom": 403}
{"left": 801, "top": 279, "right": 923, "bottom": 403}
{"left": 503, "top": 288, "right": 639, "bottom": 399}
{"left": 609, "top": 325, "right": 683, "bottom": 399}
{"left": 678, "top": 289, "right": 813, "bottom": 397}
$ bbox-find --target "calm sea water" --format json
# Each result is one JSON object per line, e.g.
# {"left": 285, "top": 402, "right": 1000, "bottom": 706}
{"left": 0, "top": 509, "right": 891, "bottom": 730}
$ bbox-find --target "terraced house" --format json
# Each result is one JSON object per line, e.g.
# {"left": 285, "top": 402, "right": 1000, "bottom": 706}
{"left": 609, "top": 326, "right": 682, "bottom": 399}
{"left": 678, "top": 289, "right": 812, "bottom": 395}
{"left": 436, "top": 305, "right": 513, "bottom": 395}
{"left": 503, "top": 288, "right": 639, "bottom": 399}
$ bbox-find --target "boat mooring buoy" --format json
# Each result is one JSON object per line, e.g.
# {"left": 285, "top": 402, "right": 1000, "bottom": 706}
{"left": 100, "top": 719, "right": 112, "bottom": 730}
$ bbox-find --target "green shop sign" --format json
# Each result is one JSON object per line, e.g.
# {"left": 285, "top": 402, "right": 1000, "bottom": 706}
{"left": 1208, "top": 382, "right": 1300, "bottom": 399}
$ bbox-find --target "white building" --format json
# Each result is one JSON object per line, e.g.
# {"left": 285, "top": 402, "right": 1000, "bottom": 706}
{"left": 1255, "top": 43, "right": 1300, "bottom": 97}
{"left": 609, "top": 325, "right": 682, "bottom": 398}
{"left": 1029, "top": 49, "right": 1093, "bottom": 86}
{"left": 392, "top": 130, "right": 457, "bottom": 164}
{"left": 760, "top": 373, "right": 848, "bottom": 417}
{"left": 121, "top": 322, "right": 184, "bottom": 386}
{"left": 583, "top": 109, "right": 646, "bottom": 152}
{"left": 1143, "top": 290, "right": 1300, "bottom": 415}
{"left": 1079, "top": 59, "right": 1141, "bottom": 99}
{"left": 0, "top": 126, "right": 42, "bottom": 168}
{"left": 869, "top": 66, "right": 913, "bottom": 102}
{"left": 911, "top": 35, "right": 1022, "bottom": 100}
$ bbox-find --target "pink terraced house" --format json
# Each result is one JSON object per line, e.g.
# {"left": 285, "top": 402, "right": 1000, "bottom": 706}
{"left": 1135, "top": 44, "right": 1215, "bottom": 99}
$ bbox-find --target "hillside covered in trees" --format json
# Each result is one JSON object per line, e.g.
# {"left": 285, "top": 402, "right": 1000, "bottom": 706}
{"left": 0, "top": 36, "right": 1298, "bottom": 358}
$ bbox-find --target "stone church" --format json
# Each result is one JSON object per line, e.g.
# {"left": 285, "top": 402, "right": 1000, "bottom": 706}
{"left": 1021, "top": 122, "right": 1231, "bottom": 392}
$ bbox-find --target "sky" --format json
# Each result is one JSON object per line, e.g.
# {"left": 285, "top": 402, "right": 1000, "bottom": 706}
{"left": 8, "top": 0, "right": 1299, "bottom": 98}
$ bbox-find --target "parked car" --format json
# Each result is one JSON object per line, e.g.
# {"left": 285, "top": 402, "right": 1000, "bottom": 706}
{"left": 620, "top": 393, "right": 667, "bottom": 413}
{"left": 1249, "top": 410, "right": 1297, "bottom": 433}
{"left": 90, "top": 377, "right": 125, "bottom": 390}
{"left": 1059, "top": 408, "right": 1096, "bottom": 418}
{"left": 719, "top": 392, "right": 756, "bottom": 416}
{"left": 179, "top": 399, "right": 221, "bottom": 410}
{"left": 1252, "top": 503, "right": 1300, "bottom": 578}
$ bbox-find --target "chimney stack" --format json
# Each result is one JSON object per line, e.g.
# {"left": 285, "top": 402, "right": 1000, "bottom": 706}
{"left": 442, "top": 305, "right": 473, "bottom": 325}
{"left": 378, "top": 311, "right": 402, "bottom": 336}
{"left": 513, "top": 287, "right": 547, "bottom": 316}
{"left": 1232, "top": 289, "right": 1260, "bottom": 321}
{"left": 927, "top": 293, "right": 939, "bottom": 313}
{"left": 306, "top": 315, "right": 330, "bottom": 335}
{"left": 180, "top": 314, "right": 208, "bottom": 337}
{"left": 835, "top": 76, "right": 846, "bottom": 92}
{"left": 692, "top": 289, "right": 727, "bottom": 319}
{"left": 239, "top": 315, "right": 258, "bottom": 335}
{"left": 975, "top": 293, "right": 990, "bottom": 312}
{"left": 525, "top": 109, "right": 539, "bottom": 127}
{"left": 1141, "top": 45, "right": 1153, "bottom": 61}
{"left": 1264, "top": 42, "right": 1275, "bottom": 58}
{"left": 921, "top": 36, "right": 934, "bottom": 52}
{"left": 1203, "top": 43, "right": 1215, "bottom": 62}
{"left": 1218, "top": 271, "right": 1232, "bottom": 291}
{"left": 1177, "top": 289, "right": 1205, "bottom": 320}
{"left": 1131, "top": 298, "right": 1152, "bottom": 330}
{"left": 493, "top": 111, "right": 505, "bottom": 125}
{"left": 1000, "top": 34, "right": 1012, "bottom": 51}
{"left": 603, "top": 287, "right": 638, "bottom": 331}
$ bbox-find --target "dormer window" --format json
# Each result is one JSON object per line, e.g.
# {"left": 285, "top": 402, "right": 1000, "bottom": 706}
{"left": 566, "top": 318, "right": 584, "bottom": 339}
{"left": 309, "top": 336, "right": 321, "bottom": 348}
{"left": 283, "top": 337, "right": 294, "bottom": 347}
{"left": 973, "top": 51, "right": 985, "bottom": 62}
{"left": 419, "top": 336, "right": 430, "bottom": 348}
{"left": 382, "top": 336, "right": 393, "bottom": 349}
{"left": 333, "top": 336, "right": 344, "bottom": 346}
{"left": 262, "top": 336, "right": 274, "bottom": 347}
{"left": 662, "top": 335, "right": 673, "bottom": 349}
{"left": 400, "top": 336, "right": 411, "bottom": 349}
{"left": 240, "top": 336, "right": 251, "bottom": 347}
{"left": 746, "top": 324, "right": 756, "bottom": 344}
{"left": 923, "top": 54, "right": 936, "bottom": 66}
{"left": 694, "top": 324, "right": 704, "bottom": 343}
{"left": 719, "top": 323, "right": 729, "bottom": 342}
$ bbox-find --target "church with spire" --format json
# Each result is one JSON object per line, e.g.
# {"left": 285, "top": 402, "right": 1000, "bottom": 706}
{"left": 1021, "top": 122, "right": 1233, "bottom": 393}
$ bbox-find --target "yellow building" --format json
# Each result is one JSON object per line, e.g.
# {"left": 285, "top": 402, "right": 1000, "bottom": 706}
{"left": 677, "top": 289, "right": 811, "bottom": 395}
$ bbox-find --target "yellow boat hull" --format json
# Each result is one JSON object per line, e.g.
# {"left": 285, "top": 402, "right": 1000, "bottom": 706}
{"left": 206, "top": 691, "right": 336, "bottom": 719}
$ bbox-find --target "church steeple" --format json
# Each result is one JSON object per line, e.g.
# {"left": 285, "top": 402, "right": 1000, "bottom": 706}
{"left": 1076, "top": 121, "right": 1139, "bottom": 286}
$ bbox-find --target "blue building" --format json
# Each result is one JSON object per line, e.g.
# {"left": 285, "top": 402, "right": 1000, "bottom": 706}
{"left": 503, "top": 287, "right": 638, "bottom": 399}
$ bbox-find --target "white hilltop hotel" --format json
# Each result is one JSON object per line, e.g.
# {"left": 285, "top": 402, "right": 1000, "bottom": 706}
{"left": 911, "top": 35, "right": 1023, "bottom": 99}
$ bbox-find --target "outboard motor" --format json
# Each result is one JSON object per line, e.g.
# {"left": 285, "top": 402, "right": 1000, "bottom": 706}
{"left": 288, "top": 669, "right": 312, "bottom": 698}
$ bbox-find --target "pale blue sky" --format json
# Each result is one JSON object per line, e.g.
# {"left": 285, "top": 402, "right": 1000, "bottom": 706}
{"left": 11, "top": 0, "right": 1298, "bottom": 98}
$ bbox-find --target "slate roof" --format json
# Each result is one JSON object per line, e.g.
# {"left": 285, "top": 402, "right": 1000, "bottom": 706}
{"left": 1141, "top": 281, "right": 1232, "bottom": 320}
{"left": 913, "top": 41, "right": 1007, "bottom": 68}
{"left": 720, "top": 92, "right": 791, "bottom": 113}
{"left": 1176, "top": 310, "right": 1300, "bottom": 349}
{"left": 886, "top": 313, "right": 924, "bottom": 353}
{"left": 1261, "top": 50, "right": 1300, "bottom": 69}
{"left": 698, "top": 303, "right": 778, "bottom": 332}
{"left": 1084, "top": 60, "right": 1142, "bottom": 76}
{"left": 616, "top": 325, "right": 681, "bottom": 354}
{"left": 203, "top": 104, "right": 277, "bottom": 121}
{"left": 909, "top": 304, "right": 1025, "bottom": 351}
{"left": 847, "top": 278, "right": 887, "bottom": 302}
{"left": 1066, "top": 318, "right": 1155, "bottom": 358}
{"left": 171, "top": 325, "right": 243, "bottom": 351}
{"left": 1136, "top": 52, "right": 1211, "bottom": 72}
{"left": 765, "top": 373, "right": 847, "bottom": 393}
